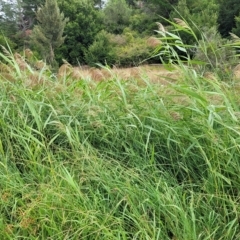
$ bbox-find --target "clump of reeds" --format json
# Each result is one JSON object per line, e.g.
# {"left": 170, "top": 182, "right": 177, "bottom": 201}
{"left": 147, "top": 36, "right": 162, "bottom": 48}
{"left": 0, "top": 21, "right": 240, "bottom": 240}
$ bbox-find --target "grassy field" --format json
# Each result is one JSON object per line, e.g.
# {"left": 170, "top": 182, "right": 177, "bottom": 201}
{"left": 1, "top": 26, "right": 240, "bottom": 238}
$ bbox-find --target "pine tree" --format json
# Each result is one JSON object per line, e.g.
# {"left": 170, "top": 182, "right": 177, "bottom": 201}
{"left": 21, "top": 0, "right": 44, "bottom": 29}
{"left": 30, "top": 0, "right": 68, "bottom": 66}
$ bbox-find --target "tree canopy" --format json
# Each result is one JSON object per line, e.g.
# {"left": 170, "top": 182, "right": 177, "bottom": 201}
{"left": 56, "top": 0, "right": 103, "bottom": 64}
{"left": 30, "top": 0, "right": 68, "bottom": 66}
{"left": 0, "top": 0, "right": 238, "bottom": 67}
{"left": 217, "top": 0, "right": 240, "bottom": 37}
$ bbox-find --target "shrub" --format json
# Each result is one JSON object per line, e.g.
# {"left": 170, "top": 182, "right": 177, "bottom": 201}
{"left": 0, "top": 34, "right": 16, "bottom": 51}
{"left": 111, "top": 29, "right": 154, "bottom": 66}
{"left": 152, "top": 19, "right": 238, "bottom": 76}
{"left": 85, "top": 30, "right": 117, "bottom": 67}
{"left": 129, "top": 11, "right": 159, "bottom": 35}
{"left": 193, "top": 27, "right": 238, "bottom": 73}
{"left": 85, "top": 29, "right": 155, "bottom": 67}
{"left": 115, "top": 39, "right": 153, "bottom": 66}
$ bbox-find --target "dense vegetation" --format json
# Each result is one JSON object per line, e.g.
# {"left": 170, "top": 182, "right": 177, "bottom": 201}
{"left": 0, "top": 0, "right": 240, "bottom": 67}
{"left": 0, "top": 0, "right": 240, "bottom": 239}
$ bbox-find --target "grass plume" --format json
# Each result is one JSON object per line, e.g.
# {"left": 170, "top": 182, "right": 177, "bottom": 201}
{"left": 0, "top": 24, "right": 240, "bottom": 239}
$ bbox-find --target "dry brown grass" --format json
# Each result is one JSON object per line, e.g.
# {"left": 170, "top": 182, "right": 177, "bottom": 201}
{"left": 25, "top": 72, "right": 46, "bottom": 88}
{"left": 58, "top": 63, "right": 72, "bottom": 78}
{"left": 233, "top": 64, "right": 240, "bottom": 79}
{"left": 34, "top": 60, "right": 46, "bottom": 70}
{"left": 173, "top": 18, "right": 190, "bottom": 29}
{"left": 57, "top": 64, "right": 181, "bottom": 86}
{"left": 0, "top": 62, "right": 15, "bottom": 82}
{"left": 0, "top": 62, "right": 12, "bottom": 73}
{"left": 203, "top": 72, "right": 217, "bottom": 81}
{"left": 24, "top": 49, "right": 33, "bottom": 59}
{"left": 147, "top": 37, "right": 161, "bottom": 48}
{"left": 0, "top": 52, "right": 49, "bottom": 87}
{"left": 89, "top": 68, "right": 106, "bottom": 82}
{"left": 14, "top": 53, "right": 29, "bottom": 71}
{"left": 0, "top": 72, "right": 15, "bottom": 82}
{"left": 5, "top": 49, "right": 237, "bottom": 95}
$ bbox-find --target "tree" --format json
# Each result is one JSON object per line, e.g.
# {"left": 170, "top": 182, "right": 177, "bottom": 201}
{"left": 103, "top": 0, "right": 131, "bottom": 34}
{"left": 217, "top": 0, "right": 240, "bottom": 38}
{"left": 0, "top": 0, "right": 45, "bottom": 48}
{"left": 126, "top": 0, "right": 136, "bottom": 7}
{"left": 232, "top": 14, "right": 240, "bottom": 38}
{"left": 20, "top": 0, "right": 44, "bottom": 30}
{"left": 93, "top": 0, "right": 105, "bottom": 9}
{"left": 171, "top": 0, "right": 219, "bottom": 28}
{"left": 143, "top": 0, "right": 179, "bottom": 19}
{"left": 128, "top": 0, "right": 179, "bottom": 35}
{"left": 56, "top": 0, "right": 103, "bottom": 65}
{"left": 0, "top": 0, "right": 19, "bottom": 41}
{"left": 30, "top": 0, "right": 68, "bottom": 66}
{"left": 85, "top": 30, "right": 116, "bottom": 66}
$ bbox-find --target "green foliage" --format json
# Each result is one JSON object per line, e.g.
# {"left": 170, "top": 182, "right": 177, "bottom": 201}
{"left": 103, "top": 0, "right": 132, "bottom": 34}
{"left": 0, "top": 0, "right": 45, "bottom": 49}
{"left": 0, "top": 42, "right": 240, "bottom": 238}
{"left": 0, "top": 0, "right": 19, "bottom": 46}
{"left": 0, "top": 0, "right": 18, "bottom": 33}
{"left": 152, "top": 19, "right": 196, "bottom": 65}
{"left": 217, "top": 0, "right": 240, "bottom": 37}
{"left": 0, "top": 34, "right": 17, "bottom": 51}
{"left": 93, "top": 0, "right": 105, "bottom": 9}
{"left": 171, "top": 0, "right": 219, "bottom": 28}
{"left": 21, "top": 0, "right": 44, "bottom": 17}
{"left": 30, "top": 0, "right": 68, "bottom": 67}
{"left": 170, "top": 0, "right": 219, "bottom": 48}
{"left": 232, "top": 14, "right": 240, "bottom": 38}
{"left": 193, "top": 27, "right": 237, "bottom": 72}
{"left": 85, "top": 30, "right": 116, "bottom": 66}
{"left": 190, "top": 0, "right": 219, "bottom": 29}
{"left": 0, "top": 0, "right": 231, "bottom": 68}
{"left": 114, "top": 29, "right": 153, "bottom": 66}
{"left": 128, "top": 0, "right": 179, "bottom": 36}
{"left": 144, "top": 0, "right": 179, "bottom": 19}
{"left": 85, "top": 28, "right": 153, "bottom": 67}
{"left": 117, "top": 44, "right": 149, "bottom": 66}
{"left": 57, "top": 0, "right": 103, "bottom": 65}
{"left": 129, "top": 10, "right": 159, "bottom": 35}
{"left": 152, "top": 18, "right": 238, "bottom": 77}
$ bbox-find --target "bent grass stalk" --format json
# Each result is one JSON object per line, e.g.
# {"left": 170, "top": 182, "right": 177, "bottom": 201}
{"left": 0, "top": 21, "right": 240, "bottom": 239}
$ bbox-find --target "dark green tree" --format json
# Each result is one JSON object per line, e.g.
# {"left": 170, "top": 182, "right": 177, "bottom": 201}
{"left": 129, "top": 0, "right": 179, "bottom": 35}
{"left": 0, "top": 0, "right": 45, "bottom": 48}
{"left": 126, "top": 0, "right": 136, "bottom": 7}
{"left": 57, "top": 0, "right": 103, "bottom": 64}
{"left": 217, "top": 0, "right": 240, "bottom": 37}
{"left": 30, "top": 0, "right": 68, "bottom": 66}
{"left": 170, "top": 0, "right": 219, "bottom": 32}
{"left": 0, "top": 0, "right": 19, "bottom": 40}
{"left": 21, "top": 0, "right": 44, "bottom": 29}
{"left": 93, "top": 0, "right": 105, "bottom": 9}
{"left": 85, "top": 30, "right": 116, "bottom": 66}
{"left": 232, "top": 14, "right": 240, "bottom": 37}
{"left": 103, "top": 0, "right": 131, "bottom": 34}
{"left": 144, "top": 0, "right": 179, "bottom": 19}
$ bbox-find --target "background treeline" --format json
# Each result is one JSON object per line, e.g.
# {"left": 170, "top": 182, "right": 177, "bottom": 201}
{"left": 0, "top": 0, "right": 240, "bottom": 67}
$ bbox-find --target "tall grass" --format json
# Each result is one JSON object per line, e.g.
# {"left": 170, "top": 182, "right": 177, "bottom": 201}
{"left": 0, "top": 23, "right": 240, "bottom": 239}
